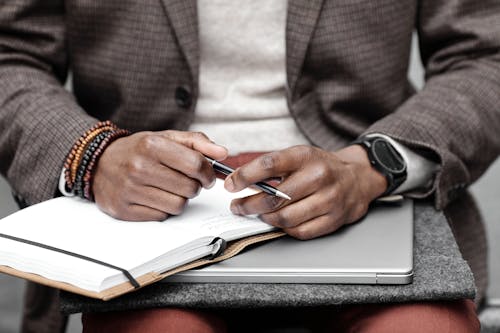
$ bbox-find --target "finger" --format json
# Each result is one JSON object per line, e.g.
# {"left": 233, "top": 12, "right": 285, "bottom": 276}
{"left": 258, "top": 193, "right": 332, "bottom": 229}
{"left": 230, "top": 192, "right": 289, "bottom": 216}
{"left": 128, "top": 186, "right": 188, "bottom": 216}
{"left": 120, "top": 204, "right": 169, "bottom": 222}
{"left": 140, "top": 164, "right": 202, "bottom": 199}
{"left": 148, "top": 138, "right": 217, "bottom": 189}
{"left": 225, "top": 149, "right": 301, "bottom": 193}
{"left": 229, "top": 169, "right": 320, "bottom": 216}
{"left": 283, "top": 213, "right": 345, "bottom": 240}
{"left": 160, "top": 130, "right": 228, "bottom": 161}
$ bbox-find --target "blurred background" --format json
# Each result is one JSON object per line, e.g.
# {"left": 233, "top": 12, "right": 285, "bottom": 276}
{"left": 0, "top": 35, "right": 499, "bottom": 332}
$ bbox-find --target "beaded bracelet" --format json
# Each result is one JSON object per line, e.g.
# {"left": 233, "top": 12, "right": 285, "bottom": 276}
{"left": 63, "top": 121, "right": 129, "bottom": 199}
{"left": 64, "top": 121, "right": 118, "bottom": 190}
{"left": 69, "top": 125, "right": 116, "bottom": 184}
{"left": 73, "top": 131, "right": 113, "bottom": 198}
{"left": 65, "top": 125, "right": 117, "bottom": 187}
{"left": 82, "top": 129, "right": 130, "bottom": 201}
{"left": 64, "top": 122, "right": 108, "bottom": 181}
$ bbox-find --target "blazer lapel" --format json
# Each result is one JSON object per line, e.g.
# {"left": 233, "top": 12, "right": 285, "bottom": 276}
{"left": 286, "top": 0, "right": 325, "bottom": 94}
{"left": 159, "top": 0, "right": 199, "bottom": 82}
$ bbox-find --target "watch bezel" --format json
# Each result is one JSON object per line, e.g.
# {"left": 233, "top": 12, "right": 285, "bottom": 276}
{"left": 370, "top": 138, "right": 407, "bottom": 175}
{"left": 352, "top": 136, "right": 408, "bottom": 195}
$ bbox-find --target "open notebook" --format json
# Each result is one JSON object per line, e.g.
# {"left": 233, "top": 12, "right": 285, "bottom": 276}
{"left": 0, "top": 179, "right": 283, "bottom": 300}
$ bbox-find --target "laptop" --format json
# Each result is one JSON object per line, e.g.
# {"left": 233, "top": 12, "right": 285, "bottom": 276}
{"left": 163, "top": 199, "right": 414, "bottom": 285}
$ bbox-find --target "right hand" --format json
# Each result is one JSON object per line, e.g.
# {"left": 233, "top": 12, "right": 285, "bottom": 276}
{"left": 92, "top": 130, "right": 228, "bottom": 221}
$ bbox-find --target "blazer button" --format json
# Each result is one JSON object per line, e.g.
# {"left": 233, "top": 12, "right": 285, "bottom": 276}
{"left": 175, "top": 87, "right": 192, "bottom": 109}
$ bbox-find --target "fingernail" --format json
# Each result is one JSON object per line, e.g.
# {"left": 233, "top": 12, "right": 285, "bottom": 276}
{"left": 225, "top": 177, "right": 235, "bottom": 192}
{"left": 207, "top": 178, "right": 216, "bottom": 189}
{"left": 230, "top": 203, "right": 241, "bottom": 215}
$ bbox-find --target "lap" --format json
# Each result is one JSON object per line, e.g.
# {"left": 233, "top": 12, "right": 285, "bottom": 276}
{"left": 82, "top": 299, "right": 480, "bottom": 333}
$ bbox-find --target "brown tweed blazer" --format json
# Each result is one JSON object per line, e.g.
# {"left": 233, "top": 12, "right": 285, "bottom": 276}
{"left": 0, "top": 0, "right": 499, "bottom": 317}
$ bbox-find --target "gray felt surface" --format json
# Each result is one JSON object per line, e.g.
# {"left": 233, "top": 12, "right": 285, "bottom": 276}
{"left": 59, "top": 202, "right": 476, "bottom": 314}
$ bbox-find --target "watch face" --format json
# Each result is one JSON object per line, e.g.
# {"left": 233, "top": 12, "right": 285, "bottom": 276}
{"left": 371, "top": 139, "right": 406, "bottom": 174}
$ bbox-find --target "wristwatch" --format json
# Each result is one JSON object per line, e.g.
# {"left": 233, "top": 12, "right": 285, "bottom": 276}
{"left": 352, "top": 136, "right": 407, "bottom": 196}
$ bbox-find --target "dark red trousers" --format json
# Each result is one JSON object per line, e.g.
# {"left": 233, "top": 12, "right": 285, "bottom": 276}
{"left": 82, "top": 299, "right": 480, "bottom": 333}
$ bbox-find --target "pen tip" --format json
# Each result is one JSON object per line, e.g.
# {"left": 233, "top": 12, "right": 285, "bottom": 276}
{"left": 276, "top": 191, "right": 292, "bottom": 200}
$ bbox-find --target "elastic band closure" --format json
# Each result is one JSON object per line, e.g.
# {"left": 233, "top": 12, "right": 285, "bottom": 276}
{"left": 0, "top": 233, "right": 140, "bottom": 289}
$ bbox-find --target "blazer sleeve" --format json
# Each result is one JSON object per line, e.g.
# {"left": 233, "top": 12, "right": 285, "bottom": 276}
{"left": 363, "top": 0, "right": 500, "bottom": 209}
{"left": 0, "top": 1, "right": 98, "bottom": 206}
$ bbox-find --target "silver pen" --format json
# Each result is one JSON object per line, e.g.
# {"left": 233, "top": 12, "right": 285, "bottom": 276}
{"left": 205, "top": 156, "right": 291, "bottom": 200}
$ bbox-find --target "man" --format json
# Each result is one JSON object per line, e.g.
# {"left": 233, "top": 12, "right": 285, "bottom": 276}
{"left": 1, "top": 0, "right": 499, "bottom": 331}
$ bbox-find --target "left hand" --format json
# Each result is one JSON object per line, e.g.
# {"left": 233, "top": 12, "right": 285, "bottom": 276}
{"left": 224, "top": 145, "right": 388, "bottom": 240}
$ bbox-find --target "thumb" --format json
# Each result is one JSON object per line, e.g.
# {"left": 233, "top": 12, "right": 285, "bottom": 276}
{"left": 160, "top": 130, "right": 228, "bottom": 160}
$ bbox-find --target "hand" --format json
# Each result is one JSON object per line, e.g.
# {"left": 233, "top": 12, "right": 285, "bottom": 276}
{"left": 93, "top": 130, "right": 228, "bottom": 221}
{"left": 224, "top": 145, "right": 387, "bottom": 240}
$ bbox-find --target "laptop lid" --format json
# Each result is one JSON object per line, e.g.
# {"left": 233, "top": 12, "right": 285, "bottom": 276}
{"left": 163, "top": 200, "right": 414, "bottom": 285}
